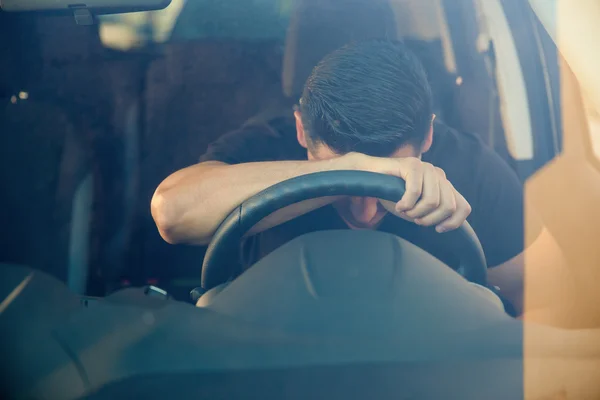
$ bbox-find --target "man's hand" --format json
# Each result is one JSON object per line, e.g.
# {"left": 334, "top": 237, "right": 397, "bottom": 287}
{"left": 348, "top": 153, "right": 472, "bottom": 232}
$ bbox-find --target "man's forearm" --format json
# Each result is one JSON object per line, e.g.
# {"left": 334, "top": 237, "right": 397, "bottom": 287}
{"left": 151, "top": 155, "right": 361, "bottom": 245}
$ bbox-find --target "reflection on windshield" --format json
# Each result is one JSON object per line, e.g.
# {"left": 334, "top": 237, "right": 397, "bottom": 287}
{"left": 98, "top": 0, "right": 293, "bottom": 50}
{"left": 98, "top": 0, "right": 184, "bottom": 49}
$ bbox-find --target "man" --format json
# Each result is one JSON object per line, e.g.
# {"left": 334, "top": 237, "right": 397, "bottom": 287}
{"left": 151, "top": 40, "right": 572, "bottom": 317}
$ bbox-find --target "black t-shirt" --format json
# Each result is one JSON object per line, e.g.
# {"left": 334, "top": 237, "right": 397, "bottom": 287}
{"left": 201, "top": 117, "right": 536, "bottom": 272}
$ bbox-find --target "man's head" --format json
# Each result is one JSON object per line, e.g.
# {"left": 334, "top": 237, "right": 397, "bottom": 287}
{"left": 294, "top": 40, "right": 435, "bottom": 228}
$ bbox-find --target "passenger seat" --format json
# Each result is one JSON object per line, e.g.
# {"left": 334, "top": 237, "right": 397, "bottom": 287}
{"left": 0, "top": 14, "right": 133, "bottom": 295}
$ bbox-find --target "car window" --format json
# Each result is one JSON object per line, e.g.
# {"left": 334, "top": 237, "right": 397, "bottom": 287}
{"left": 171, "top": 0, "right": 292, "bottom": 40}
{"left": 1, "top": 0, "right": 538, "bottom": 294}
{"left": 98, "top": 0, "right": 292, "bottom": 49}
{"left": 475, "top": 0, "right": 534, "bottom": 161}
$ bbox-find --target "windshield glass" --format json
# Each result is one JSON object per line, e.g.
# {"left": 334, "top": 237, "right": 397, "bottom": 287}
{"left": 98, "top": 0, "right": 292, "bottom": 49}
{"left": 2, "top": 0, "right": 600, "bottom": 399}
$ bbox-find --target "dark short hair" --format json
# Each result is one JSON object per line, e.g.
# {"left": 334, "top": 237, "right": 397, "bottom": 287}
{"left": 299, "top": 40, "right": 433, "bottom": 157}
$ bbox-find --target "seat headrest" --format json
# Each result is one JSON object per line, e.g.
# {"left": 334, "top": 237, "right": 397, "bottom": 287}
{"left": 282, "top": 0, "right": 398, "bottom": 99}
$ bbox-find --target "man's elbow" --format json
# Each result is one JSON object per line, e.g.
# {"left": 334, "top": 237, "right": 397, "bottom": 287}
{"left": 151, "top": 188, "right": 213, "bottom": 246}
{"left": 151, "top": 189, "right": 183, "bottom": 245}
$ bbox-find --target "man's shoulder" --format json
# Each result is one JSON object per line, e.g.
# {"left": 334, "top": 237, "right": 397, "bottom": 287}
{"left": 426, "top": 121, "right": 502, "bottom": 171}
{"left": 427, "top": 121, "right": 488, "bottom": 157}
{"left": 201, "top": 114, "right": 304, "bottom": 164}
{"left": 425, "top": 121, "right": 520, "bottom": 200}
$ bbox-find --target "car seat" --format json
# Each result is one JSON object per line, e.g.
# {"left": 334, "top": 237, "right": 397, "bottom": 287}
{"left": 136, "top": 35, "right": 288, "bottom": 296}
{"left": 0, "top": 14, "right": 147, "bottom": 295}
{"left": 281, "top": 0, "right": 459, "bottom": 122}
{"left": 0, "top": 14, "right": 94, "bottom": 293}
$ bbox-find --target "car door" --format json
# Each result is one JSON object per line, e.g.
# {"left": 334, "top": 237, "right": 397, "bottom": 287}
{"left": 442, "top": 0, "right": 561, "bottom": 182}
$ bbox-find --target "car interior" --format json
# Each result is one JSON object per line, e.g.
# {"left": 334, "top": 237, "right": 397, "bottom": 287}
{"left": 6, "top": 0, "right": 600, "bottom": 398}
{"left": 0, "top": 0, "right": 529, "bottom": 300}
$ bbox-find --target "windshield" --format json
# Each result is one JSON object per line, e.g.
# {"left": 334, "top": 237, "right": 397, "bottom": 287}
{"left": 2, "top": 0, "right": 600, "bottom": 399}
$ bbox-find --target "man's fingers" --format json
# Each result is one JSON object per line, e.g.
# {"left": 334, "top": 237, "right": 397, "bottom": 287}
{"left": 395, "top": 159, "right": 423, "bottom": 212}
{"left": 414, "top": 179, "right": 456, "bottom": 226}
{"left": 380, "top": 157, "right": 470, "bottom": 232}
{"left": 435, "top": 190, "right": 472, "bottom": 233}
{"left": 403, "top": 163, "right": 440, "bottom": 219}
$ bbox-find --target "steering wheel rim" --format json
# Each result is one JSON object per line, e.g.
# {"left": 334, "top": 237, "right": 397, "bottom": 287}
{"left": 202, "top": 171, "right": 487, "bottom": 290}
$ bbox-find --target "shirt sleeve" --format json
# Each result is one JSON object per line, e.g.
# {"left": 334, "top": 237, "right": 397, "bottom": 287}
{"left": 466, "top": 147, "right": 543, "bottom": 268}
{"left": 200, "top": 119, "right": 305, "bottom": 165}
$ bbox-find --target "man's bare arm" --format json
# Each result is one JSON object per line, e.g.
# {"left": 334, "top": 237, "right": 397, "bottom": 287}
{"left": 151, "top": 157, "right": 359, "bottom": 245}
{"left": 151, "top": 154, "right": 472, "bottom": 246}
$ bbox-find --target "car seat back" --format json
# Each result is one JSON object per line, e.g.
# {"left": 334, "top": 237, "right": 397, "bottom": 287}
{"left": 137, "top": 39, "right": 287, "bottom": 293}
{"left": 0, "top": 15, "right": 94, "bottom": 291}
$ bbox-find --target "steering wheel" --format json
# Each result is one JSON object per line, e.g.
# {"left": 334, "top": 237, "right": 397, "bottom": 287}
{"left": 201, "top": 171, "right": 487, "bottom": 290}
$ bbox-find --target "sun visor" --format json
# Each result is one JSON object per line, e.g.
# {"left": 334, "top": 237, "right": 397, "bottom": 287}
{"left": 282, "top": 0, "right": 398, "bottom": 99}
